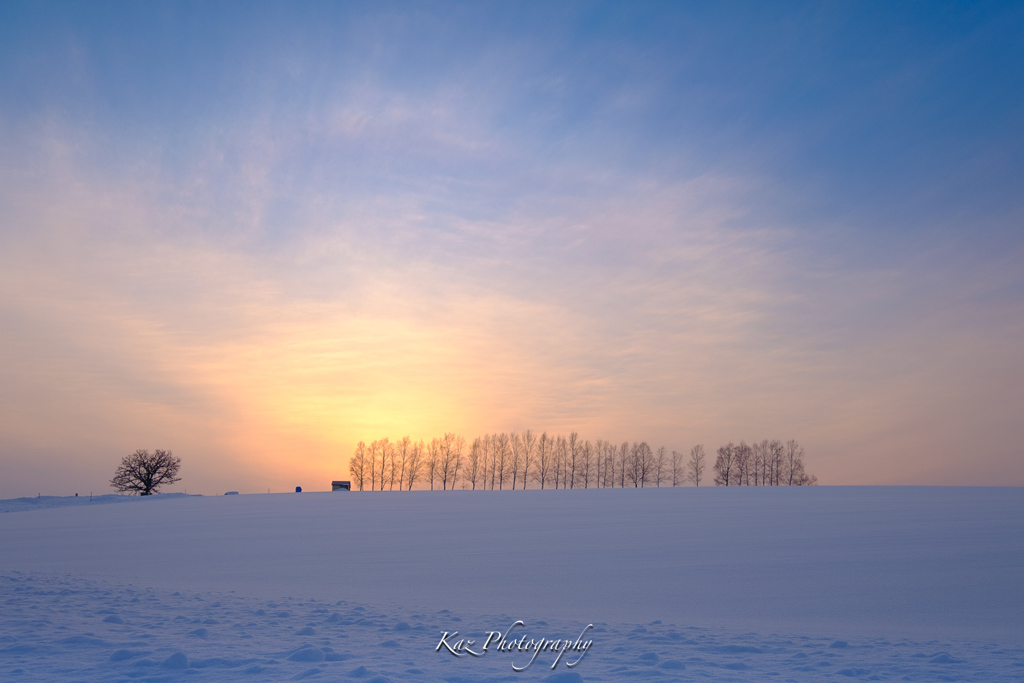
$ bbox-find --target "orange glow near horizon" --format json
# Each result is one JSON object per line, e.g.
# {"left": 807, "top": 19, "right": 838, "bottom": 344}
{"left": 3, "top": 4, "right": 1024, "bottom": 497}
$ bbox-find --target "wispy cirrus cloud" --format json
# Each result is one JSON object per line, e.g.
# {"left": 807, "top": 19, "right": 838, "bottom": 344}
{"left": 2, "top": 3, "right": 1023, "bottom": 496}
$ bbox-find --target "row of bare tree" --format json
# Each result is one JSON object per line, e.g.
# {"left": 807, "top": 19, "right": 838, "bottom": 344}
{"left": 712, "top": 440, "right": 817, "bottom": 486}
{"left": 348, "top": 432, "right": 814, "bottom": 491}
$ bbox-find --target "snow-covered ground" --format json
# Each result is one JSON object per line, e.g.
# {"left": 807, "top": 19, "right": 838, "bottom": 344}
{"left": 1, "top": 487, "right": 1022, "bottom": 681}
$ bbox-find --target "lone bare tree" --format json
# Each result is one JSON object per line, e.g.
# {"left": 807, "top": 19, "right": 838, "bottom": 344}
{"left": 110, "top": 449, "right": 181, "bottom": 496}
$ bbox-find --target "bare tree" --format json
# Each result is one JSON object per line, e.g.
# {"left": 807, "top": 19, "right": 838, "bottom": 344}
{"left": 475, "top": 435, "right": 486, "bottom": 489}
{"left": 534, "top": 432, "right": 551, "bottom": 489}
{"left": 350, "top": 442, "right": 367, "bottom": 491}
{"left": 451, "top": 447, "right": 462, "bottom": 489}
{"left": 378, "top": 438, "right": 395, "bottom": 491}
{"left": 467, "top": 438, "right": 482, "bottom": 490}
{"left": 735, "top": 441, "right": 752, "bottom": 486}
{"left": 440, "top": 432, "right": 464, "bottom": 490}
{"left": 568, "top": 432, "right": 580, "bottom": 489}
{"left": 495, "top": 433, "right": 510, "bottom": 490}
{"left": 396, "top": 437, "right": 411, "bottom": 491}
{"left": 509, "top": 432, "right": 523, "bottom": 490}
{"left": 688, "top": 444, "right": 705, "bottom": 487}
{"left": 654, "top": 446, "right": 667, "bottom": 487}
{"left": 627, "top": 442, "right": 653, "bottom": 487}
{"left": 757, "top": 439, "right": 769, "bottom": 485}
{"left": 783, "top": 439, "right": 817, "bottom": 485}
{"left": 554, "top": 436, "right": 568, "bottom": 489}
{"left": 627, "top": 443, "right": 640, "bottom": 487}
{"left": 426, "top": 438, "right": 441, "bottom": 490}
{"left": 405, "top": 440, "right": 423, "bottom": 490}
{"left": 603, "top": 441, "right": 613, "bottom": 487}
{"left": 671, "top": 450, "right": 683, "bottom": 486}
{"left": 752, "top": 440, "right": 765, "bottom": 485}
{"left": 366, "top": 438, "right": 392, "bottom": 491}
{"left": 768, "top": 440, "right": 784, "bottom": 485}
{"left": 751, "top": 439, "right": 765, "bottom": 485}
{"left": 618, "top": 442, "right": 629, "bottom": 488}
{"left": 489, "top": 433, "right": 498, "bottom": 490}
{"left": 450, "top": 434, "right": 464, "bottom": 489}
{"left": 438, "top": 436, "right": 450, "bottom": 490}
{"left": 110, "top": 449, "right": 181, "bottom": 496}
{"left": 638, "top": 442, "right": 654, "bottom": 487}
{"left": 604, "top": 441, "right": 617, "bottom": 488}
{"left": 370, "top": 439, "right": 380, "bottom": 490}
{"left": 369, "top": 439, "right": 380, "bottom": 490}
{"left": 580, "top": 440, "right": 592, "bottom": 488}
{"left": 386, "top": 445, "right": 397, "bottom": 490}
{"left": 520, "top": 430, "right": 536, "bottom": 489}
{"left": 713, "top": 443, "right": 736, "bottom": 486}
{"left": 482, "top": 433, "right": 494, "bottom": 489}
{"left": 783, "top": 439, "right": 800, "bottom": 486}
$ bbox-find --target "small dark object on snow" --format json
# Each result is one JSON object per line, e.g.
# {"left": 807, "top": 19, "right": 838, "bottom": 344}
{"left": 332, "top": 481, "right": 351, "bottom": 491}
{"left": 295, "top": 486, "right": 302, "bottom": 493}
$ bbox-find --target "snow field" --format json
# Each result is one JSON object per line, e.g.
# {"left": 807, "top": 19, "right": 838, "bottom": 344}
{"left": 2, "top": 572, "right": 1022, "bottom": 682}
{"left": 1, "top": 486, "right": 1022, "bottom": 681}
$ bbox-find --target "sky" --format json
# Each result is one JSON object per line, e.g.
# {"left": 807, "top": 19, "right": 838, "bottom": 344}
{"left": 1, "top": 1, "right": 1022, "bottom": 496}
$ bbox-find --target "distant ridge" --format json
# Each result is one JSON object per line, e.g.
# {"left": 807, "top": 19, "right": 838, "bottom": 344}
{"left": 0, "top": 492, "right": 196, "bottom": 514}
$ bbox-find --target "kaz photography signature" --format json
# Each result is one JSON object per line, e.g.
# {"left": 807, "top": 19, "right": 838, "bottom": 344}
{"left": 436, "top": 620, "right": 594, "bottom": 670}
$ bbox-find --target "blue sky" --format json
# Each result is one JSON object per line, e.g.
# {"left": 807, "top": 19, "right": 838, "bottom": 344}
{"left": 1, "top": 1, "right": 1022, "bottom": 495}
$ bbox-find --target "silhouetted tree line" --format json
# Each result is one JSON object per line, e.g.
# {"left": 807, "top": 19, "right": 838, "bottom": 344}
{"left": 711, "top": 439, "right": 816, "bottom": 486}
{"left": 348, "top": 432, "right": 815, "bottom": 491}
